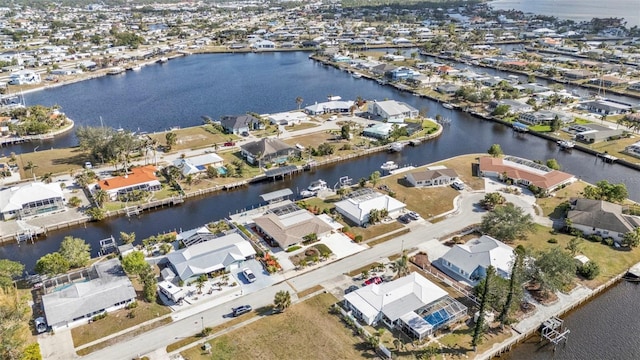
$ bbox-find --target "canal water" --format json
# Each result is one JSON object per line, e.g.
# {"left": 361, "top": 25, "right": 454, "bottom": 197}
{"left": 2, "top": 51, "right": 640, "bottom": 358}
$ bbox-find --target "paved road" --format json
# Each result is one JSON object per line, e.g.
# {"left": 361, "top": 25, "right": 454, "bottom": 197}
{"left": 81, "top": 282, "right": 295, "bottom": 360}
{"left": 79, "top": 192, "right": 487, "bottom": 359}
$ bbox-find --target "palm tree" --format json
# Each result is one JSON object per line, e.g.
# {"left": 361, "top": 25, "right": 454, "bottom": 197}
{"left": 93, "top": 189, "right": 108, "bottom": 208}
{"left": 195, "top": 274, "right": 207, "bottom": 294}
{"left": 295, "top": 96, "right": 303, "bottom": 110}
{"left": 391, "top": 251, "right": 410, "bottom": 278}
{"left": 41, "top": 172, "right": 53, "bottom": 184}
{"left": 273, "top": 290, "right": 291, "bottom": 312}
{"left": 24, "top": 161, "right": 37, "bottom": 177}
{"left": 165, "top": 132, "right": 178, "bottom": 150}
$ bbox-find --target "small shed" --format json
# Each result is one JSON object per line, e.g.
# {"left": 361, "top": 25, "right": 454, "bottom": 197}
{"left": 574, "top": 254, "right": 590, "bottom": 266}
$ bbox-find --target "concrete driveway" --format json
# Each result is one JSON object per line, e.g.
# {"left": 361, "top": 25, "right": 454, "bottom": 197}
{"left": 320, "top": 232, "right": 367, "bottom": 258}
{"left": 235, "top": 259, "right": 281, "bottom": 294}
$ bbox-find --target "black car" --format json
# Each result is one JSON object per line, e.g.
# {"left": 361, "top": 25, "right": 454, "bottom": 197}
{"left": 398, "top": 214, "right": 411, "bottom": 224}
{"left": 232, "top": 305, "right": 252, "bottom": 317}
{"left": 345, "top": 285, "right": 359, "bottom": 294}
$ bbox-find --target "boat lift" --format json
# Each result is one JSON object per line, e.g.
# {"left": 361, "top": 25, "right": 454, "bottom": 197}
{"left": 540, "top": 316, "right": 570, "bottom": 351}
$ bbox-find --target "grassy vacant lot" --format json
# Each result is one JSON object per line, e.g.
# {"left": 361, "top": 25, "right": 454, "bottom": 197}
{"left": 376, "top": 175, "right": 458, "bottom": 219}
{"left": 181, "top": 293, "right": 368, "bottom": 360}
{"left": 536, "top": 181, "right": 587, "bottom": 217}
{"left": 2, "top": 147, "right": 88, "bottom": 177}
{"left": 350, "top": 221, "right": 404, "bottom": 241}
{"left": 514, "top": 224, "right": 640, "bottom": 288}
{"left": 71, "top": 299, "right": 171, "bottom": 348}
{"left": 149, "top": 126, "right": 234, "bottom": 152}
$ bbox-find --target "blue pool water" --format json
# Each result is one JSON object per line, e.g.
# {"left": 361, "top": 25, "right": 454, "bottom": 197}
{"left": 423, "top": 309, "right": 450, "bottom": 328}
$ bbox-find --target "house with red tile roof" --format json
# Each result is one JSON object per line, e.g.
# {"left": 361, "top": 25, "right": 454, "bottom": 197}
{"left": 96, "top": 165, "right": 161, "bottom": 200}
{"left": 478, "top": 156, "right": 575, "bottom": 192}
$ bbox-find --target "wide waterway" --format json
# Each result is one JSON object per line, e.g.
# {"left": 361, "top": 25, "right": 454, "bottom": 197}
{"left": 3, "top": 51, "right": 640, "bottom": 358}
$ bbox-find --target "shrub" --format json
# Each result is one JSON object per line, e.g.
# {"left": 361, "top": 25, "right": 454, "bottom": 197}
{"left": 125, "top": 301, "right": 138, "bottom": 310}
{"left": 587, "top": 234, "right": 602, "bottom": 243}
{"left": 92, "top": 312, "right": 108, "bottom": 322}
{"left": 578, "top": 261, "right": 600, "bottom": 280}
{"left": 601, "top": 238, "right": 614, "bottom": 246}
{"left": 547, "top": 238, "right": 558, "bottom": 244}
{"left": 354, "top": 235, "right": 363, "bottom": 243}
{"left": 342, "top": 226, "right": 350, "bottom": 233}
{"left": 285, "top": 245, "right": 301, "bottom": 253}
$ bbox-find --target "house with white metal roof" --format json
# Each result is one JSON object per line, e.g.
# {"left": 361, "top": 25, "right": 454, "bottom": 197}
{"left": 368, "top": 100, "right": 418, "bottom": 123}
{"left": 438, "top": 235, "right": 515, "bottom": 283}
{"left": 172, "top": 153, "right": 224, "bottom": 176}
{"left": 334, "top": 188, "right": 405, "bottom": 226}
{"left": 344, "top": 272, "right": 467, "bottom": 340}
{"left": 0, "top": 181, "right": 66, "bottom": 220}
{"left": 165, "top": 232, "right": 256, "bottom": 282}
{"left": 253, "top": 203, "right": 333, "bottom": 249}
{"left": 41, "top": 258, "right": 136, "bottom": 329}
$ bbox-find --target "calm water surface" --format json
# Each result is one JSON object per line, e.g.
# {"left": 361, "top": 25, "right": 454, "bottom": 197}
{"left": 490, "top": 0, "right": 640, "bottom": 27}
{"left": 2, "top": 52, "right": 640, "bottom": 359}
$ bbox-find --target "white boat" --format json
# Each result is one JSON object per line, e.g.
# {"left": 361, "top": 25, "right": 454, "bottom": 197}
{"left": 442, "top": 103, "right": 454, "bottom": 110}
{"left": 307, "top": 179, "right": 327, "bottom": 192}
{"left": 389, "top": 142, "right": 405, "bottom": 152}
{"left": 129, "top": 64, "right": 141, "bottom": 71}
{"left": 327, "top": 95, "right": 341, "bottom": 101}
{"left": 557, "top": 140, "right": 575, "bottom": 149}
{"left": 380, "top": 161, "right": 398, "bottom": 171}
{"left": 352, "top": 73, "right": 363, "bottom": 79}
{"left": 157, "top": 57, "right": 168, "bottom": 64}
{"left": 107, "top": 67, "right": 125, "bottom": 75}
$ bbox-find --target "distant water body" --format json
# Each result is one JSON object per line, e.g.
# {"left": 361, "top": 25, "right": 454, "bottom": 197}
{"left": 490, "top": 0, "right": 640, "bottom": 27}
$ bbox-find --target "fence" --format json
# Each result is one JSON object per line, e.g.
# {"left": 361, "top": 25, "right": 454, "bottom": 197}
{"left": 337, "top": 307, "right": 393, "bottom": 359}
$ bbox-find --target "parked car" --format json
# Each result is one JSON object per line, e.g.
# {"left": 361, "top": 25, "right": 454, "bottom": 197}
{"left": 232, "top": 305, "right": 252, "bottom": 317}
{"left": 363, "top": 276, "right": 383, "bottom": 286}
{"left": 398, "top": 214, "right": 411, "bottom": 224}
{"left": 451, "top": 180, "right": 465, "bottom": 190}
{"left": 345, "top": 285, "right": 359, "bottom": 294}
{"left": 84, "top": 161, "right": 93, "bottom": 169}
{"left": 34, "top": 317, "right": 47, "bottom": 333}
{"left": 223, "top": 141, "right": 236, "bottom": 147}
{"left": 407, "top": 211, "right": 420, "bottom": 221}
{"left": 242, "top": 268, "right": 256, "bottom": 283}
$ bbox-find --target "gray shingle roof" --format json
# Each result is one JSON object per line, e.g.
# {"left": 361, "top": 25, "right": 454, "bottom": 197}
{"left": 240, "top": 138, "right": 296, "bottom": 158}
{"left": 568, "top": 198, "right": 636, "bottom": 234}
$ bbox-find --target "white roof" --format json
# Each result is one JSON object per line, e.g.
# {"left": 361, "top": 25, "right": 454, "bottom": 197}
{"left": 305, "top": 100, "right": 354, "bottom": 113}
{"left": 344, "top": 273, "right": 448, "bottom": 323}
{"left": 0, "top": 182, "right": 64, "bottom": 213}
{"left": 440, "top": 235, "right": 515, "bottom": 278}
{"left": 335, "top": 191, "right": 405, "bottom": 223}
{"left": 166, "top": 232, "right": 256, "bottom": 280}
{"left": 172, "top": 153, "right": 223, "bottom": 176}
{"left": 374, "top": 100, "right": 415, "bottom": 116}
{"left": 268, "top": 111, "right": 308, "bottom": 123}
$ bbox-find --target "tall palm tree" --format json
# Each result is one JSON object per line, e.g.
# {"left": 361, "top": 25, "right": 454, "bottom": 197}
{"left": 195, "top": 275, "right": 207, "bottom": 294}
{"left": 391, "top": 251, "right": 410, "bottom": 278}
{"left": 93, "top": 189, "right": 108, "bottom": 208}
{"left": 295, "top": 96, "right": 303, "bottom": 110}
{"left": 41, "top": 172, "right": 53, "bottom": 184}
{"left": 25, "top": 161, "right": 37, "bottom": 177}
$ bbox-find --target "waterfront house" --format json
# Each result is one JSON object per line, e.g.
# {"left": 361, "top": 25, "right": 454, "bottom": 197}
{"left": 344, "top": 272, "right": 467, "bottom": 340}
{"left": 572, "top": 124, "right": 624, "bottom": 143}
{"left": 563, "top": 69, "right": 595, "bottom": 80}
{"left": 253, "top": 202, "right": 333, "bottom": 248}
{"left": 581, "top": 99, "right": 631, "bottom": 116}
{"left": 41, "top": 258, "right": 136, "bottom": 330}
{"left": 368, "top": 100, "right": 418, "bottom": 123}
{"left": 488, "top": 99, "right": 533, "bottom": 114}
{"left": 567, "top": 198, "right": 640, "bottom": 242}
{"left": 95, "top": 165, "right": 161, "bottom": 201}
{"left": 436, "top": 83, "right": 461, "bottom": 95}
{"left": 362, "top": 123, "right": 400, "bottom": 139}
{"left": 220, "top": 114, "right": 263, "bottom": 135}
{"left": 172, "top": 153, "right": 224, "bottom": 177}
{"left": 624, "top": 141, "right": 640, "bottom": 158}
{"left": 518, "top": 110, "right": 572, "bottom": 126}
{"left": 405, "top": 168, "right": 458, "bottom": 188}
{"left": 438, "top": 235, "right": 515, "bottom": 283}
{"left": 240, "top": 137, "right": 300, "bottom": 166}
{"left": 0, "top": 181, "right": 66, "bottom": 220}
{"left": 588, "top": 75, "right": 627, "bottom": 88}
{"left": 250, "top": 39, "right": 276, "bottom": 49}
{"left": 268, "top": 111, "right": 308, "bottom": 126}
{"left": 371, "top": 63, "right": 398, "bottom": 77}
{"left": 304, "top": 100, "right": 354, "bottom": 115}
{"left": 334, "top": 188, "right": 406, "bottom": 226}
{"left": 478, "top": 156, "right": 575, "bottom": 192}
{"left": 165, "top": 231, "right": 256, "bottom": 282}
{"left": 8, "top": 70, "right": 40, "bottom": 85}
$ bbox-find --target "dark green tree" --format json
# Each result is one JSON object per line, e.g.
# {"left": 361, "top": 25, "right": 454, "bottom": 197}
{"left": 498, "top": 245, "right": 525, "bottom": 328}
{"left": 35, "top": 252, "right": 70, "bottom": 275}
{"left": 487, "top": 143, "right": 503, "bottom": 157}
{"left": 472, "top": 266, "right": 495, "bottom": 349}
{"left": 0, "top": 259, "right": 24, "bottom": 290}
{"left": 480, "top": 203, "right": 535, "bottom": 243}
{"left": 59, "top": 236, "right": 91, "bottom": 268}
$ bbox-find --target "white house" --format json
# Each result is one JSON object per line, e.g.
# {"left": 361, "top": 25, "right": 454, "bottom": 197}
{"left": 344, "top": 272, "right": 467, "bottom": 340}
{"left": 369, "top": 100, "right": 418, "bottom": 123}
{"left": 172, "top": 153, "right": 224, "bottom": 176}
{"left": 405, "top": 168, "right": 458, "bottom": 188}
{"left": 268, "top": 111, "right": 308, "bottom": 126}
{"left": 334, "top": 188, "right": 405, "bottom": 226}
{"left": 438, "top": 235, "right": 515, "bottom": 283}
{"left": 567, "top": 198, "right": 640, "bottom": 242}
{"left": 41, "top": 259, "right": 136, "bottom": 329}
{"left": 8, "top": 70, "right": 41, "bottom": 85}
{"left": 0, "top": 181, "right": 66, "bottom": 220}
{"left": 251, "top": 39, "right": 276, "bottom": 49}
{"left": 165, "top": 232, "right": 256, "bottom": 282}
{"left": 158, "top": 280, "right": 186, "bottom": 303}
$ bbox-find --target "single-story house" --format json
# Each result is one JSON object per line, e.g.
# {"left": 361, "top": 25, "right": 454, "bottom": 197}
{"left": 41, "top": 259, "right": 136, "bottom": 329}
{"left": 368, "top": 100, "right": 418, "bottom": 123}
{"left": 334, "top": 188, "right": 406, "bottom": 226}
{"left": 304, "top": 100, "right": 354, "bottom": 115}
{"left": 220, "top": 114, "right": 263, "bottom": 135}
{"left": 268, "top": 111, "right": 308, "bottom": 126}
{"left": 95, "top": 165, "right": 161, "bottom": 201}
{"left": 253, "top": 203, "right": 333, "bottom": 248}
{"left": 158, "top": 280, "right": 186, "bottom": 303}
{"left": 563, "top": 69, "right": 595, "bottom": 80}
{"left": 240, "top": 138, "right": 301, "bottom": 166}
{"left": 362, "top": 122, "right": 406, "bottom": 139}
{"left": 405, "top": 168, "right": 458, "bottom": 188}
{"left": 567, "top": 198, "right": 640, "bottom": 241}
{"left": 438, "top": 235, "right": 515, "bottom": 283}
{"left": 371, "top": 63, "right": 398, "bottom": 76}
{"left": 518, "top": 110, "right": 573, "bottom": 125}
{"left": 478, "top": 156, "right": 575, "bottom": 192}
{"left": 0, "top": 181, "right": 66, "bottom": 220}
{"left": 488, "top": 99, "right": 533, "bottom": 114}
{"left": 172, "top": 153, "right": 224, "bottom": 176}
{"left": 436, "top": 83, "right": 460, "bottom": 95}
{"left": 574, "top": 124, "right": 624, "bottom": 143}
{"left": 588, "top": 75, "right": 627, "bottom": 88}
{"left": 581, "top": 99, "right": 631, "bottom": 115}
{"left": 344, "top": 272, "right": 467, "bottom": 340}
{"left": 624, "top": 141, "right": 640, "bottom": 158}
{"left": 250, "top": 39, "right": 276, "bottom": 49}
{"left": 166, "top": 232, "right": 256, "bottom": 282}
